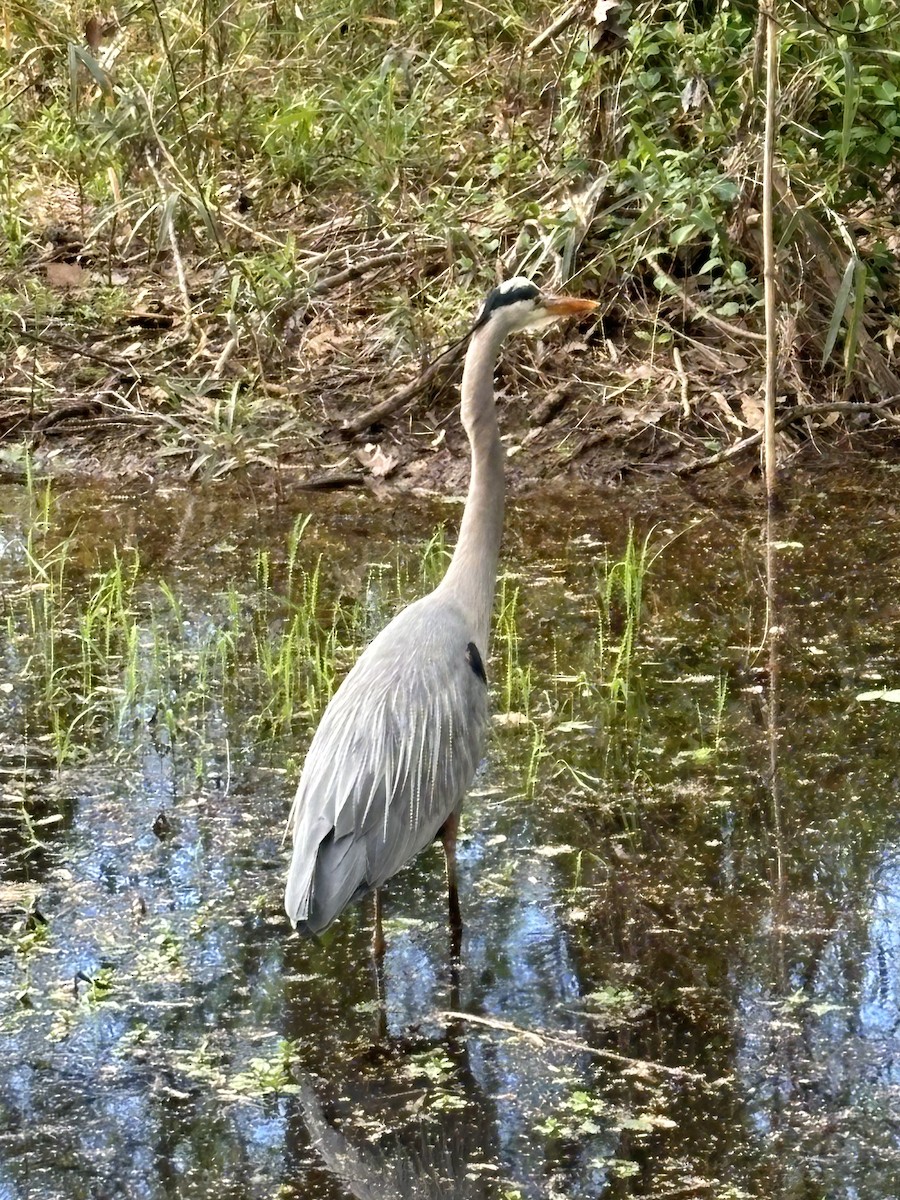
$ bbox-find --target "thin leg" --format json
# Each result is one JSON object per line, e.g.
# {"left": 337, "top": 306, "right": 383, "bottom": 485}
{"left": 372, "top": 888, "right": 387, "bottom": 1042}
{"left": 440, "top": 810, "right": 463, "bottom": 963}
{"left": 373, "top": 886, "right": 386, "bottom": 962}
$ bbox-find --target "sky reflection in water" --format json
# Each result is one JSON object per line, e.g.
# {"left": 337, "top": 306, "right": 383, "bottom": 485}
{"left": 1, "top": 467, "right": 900, "bottom": 1198}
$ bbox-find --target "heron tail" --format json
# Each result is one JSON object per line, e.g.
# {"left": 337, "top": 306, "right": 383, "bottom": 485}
{"left": 284, "top": 827, "right": 369, "bottom": 933}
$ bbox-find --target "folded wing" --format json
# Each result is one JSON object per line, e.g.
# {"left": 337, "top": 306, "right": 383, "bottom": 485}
{"left": 285, "top": 597, "right": 489, "bottom": 933}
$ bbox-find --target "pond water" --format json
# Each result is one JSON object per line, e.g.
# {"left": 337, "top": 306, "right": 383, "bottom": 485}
{"left": 1, "top": 462, "right": 899, "bottom": 1199}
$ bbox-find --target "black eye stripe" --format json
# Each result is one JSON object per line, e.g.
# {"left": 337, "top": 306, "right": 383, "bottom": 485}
{"left": 474, "top": 282, "right": 541, "bottom": 328}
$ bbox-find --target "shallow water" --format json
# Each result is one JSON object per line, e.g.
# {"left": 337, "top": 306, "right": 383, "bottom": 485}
{"left": 1, "top": 465, "right": 900, "bottom": 1199}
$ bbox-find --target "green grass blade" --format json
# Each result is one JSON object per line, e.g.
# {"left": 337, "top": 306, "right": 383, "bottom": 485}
{"left": 821, "top": 256, "right": 856, "bottom": 367}
{"left": 839, "top": 48, "right": 859, "bottom": 171}
{"left": 843, "top": 260, "right": 867, "bottom": 381}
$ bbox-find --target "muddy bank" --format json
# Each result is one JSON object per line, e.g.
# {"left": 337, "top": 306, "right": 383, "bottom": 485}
{"left": 5, "top": 251, "right": 900, "bottom": 491}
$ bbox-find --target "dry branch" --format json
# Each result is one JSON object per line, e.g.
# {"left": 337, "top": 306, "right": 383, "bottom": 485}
{"left": 18, "top": 332, "right": 137, "bottom": 373}
{"left": 762, "top": 3, "right": 779, "bottom": 503}
{"left": 435, "top": 1010, "right": 709, "bottom": 1083}
{"left": 342, "top": 340, "right": 466, "bottom": 436}
{"left": 527, "top": 1, "right": 585, "bottom": 54}
{"left": 308, "top": 250, "right": 405, "bottom": 298}
{"left": 646, "top": 254, "right": 766, "bottom": 344}
{"left": 277, "top": 249, "right": 407, "bottom": 341}
{"left": 675, "top": 398, "right": 900, "bottom": 475}
{"left": 294, "top": 472, "right": 366, "bottom": 490}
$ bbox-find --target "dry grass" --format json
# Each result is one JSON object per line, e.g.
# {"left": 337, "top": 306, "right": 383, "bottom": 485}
{"left": 1, "top": 0, "right": 899, "bottom": 481}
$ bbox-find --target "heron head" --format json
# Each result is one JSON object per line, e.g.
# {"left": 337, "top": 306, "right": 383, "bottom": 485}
{"left": 474, "top": 276, "right": 597, "bottom": 335}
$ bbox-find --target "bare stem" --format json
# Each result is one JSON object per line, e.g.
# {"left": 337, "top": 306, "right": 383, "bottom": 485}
{"left": 762, "top": 2, "right": 783, "bottom": 890}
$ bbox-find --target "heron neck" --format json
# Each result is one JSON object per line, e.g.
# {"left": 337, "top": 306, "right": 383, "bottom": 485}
{"left": 438, "top": 322, "right": 507, "bottom": 655}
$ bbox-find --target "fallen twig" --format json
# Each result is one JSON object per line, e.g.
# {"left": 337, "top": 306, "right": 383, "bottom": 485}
{"left": 309, "top": 251, "right": 406, "bottom": 298}
{"left": 647, "top": 254, "right": 766, "bottom": 344}
{"left": 675, "top": 397, "right": 900, "bottom": 476}
{"left": 672, "top": 347, "right": 690, "bottom": 417}
{"left": 211, "top": 335, "right": 238, "bottom": 379}
{"left": 527, "top": 0, "right": 585, "bottom": 54}
{"left": 342, "top": 339, "right": 467, "bottom": 436}
{"left": 17, "top": 332, "right": 137, "bottom": 373}
{"left": 294, "top": 472, "right": 366, "bottom": 490}
{"left": 35, "top": 414, "right": 166, "bottom": 434}
{"left": 435, "top": 1010, "right": 710, "bottom": 1083}
{"left": 34, "top": 402, "right": 102, "bottom": 430}
{"left": 278, "top": 249, "right": 408, "bottom": 341}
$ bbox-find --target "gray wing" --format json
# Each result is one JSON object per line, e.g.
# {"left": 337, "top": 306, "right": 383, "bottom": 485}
{"left": 284, "top": 595, "right": 489, "bottom": 932}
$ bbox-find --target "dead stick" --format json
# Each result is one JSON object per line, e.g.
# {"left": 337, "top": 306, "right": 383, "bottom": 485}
{"left": 647, "top": 254, "right": 766, "bottom": 344}
{"left": 309, "top": 251, "right": 405, "bottom": 298}
{"left": 210, "top": 335, "right": 238, "bottom": 379}
{"left": 762, "top": 2, "right": 779, "bottom": 504}
{"left": 18, "top": 332, "right": 136, "bottom": 373}
{"left": 343, "top": 340, "right": 466, "bottom": 435}
{"left": 675, "top": 398, "right": 900, "bottom": 476}
{"left": 435, "top": 1010, "right": 709, "bottom": 1083}
{"left": 762, "top": 0, "right": 783, "bottom": 889}
{"left": 527, "top": 0, "right": 585, "bottom": 54}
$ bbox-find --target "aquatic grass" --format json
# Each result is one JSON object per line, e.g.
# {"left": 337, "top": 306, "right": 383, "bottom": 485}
{"left": 567, "top": 530, "right": 655, "bottom": 774}
{"left": 362, "top": 525, "right": 450, "bottom": 624}
{"left": 5, "top": 779, "right": 53, "bottom": 869}
{"left": 285, "top": 514, "right": 313, "bottom": 598}
{"left": 246, "top": 521, "right": 452, "bottom": 739}
{"left": 6, "top": 483, "right": 243, "bottom": 770}
{"left": 499, "top": 528, "right": 668, "bottom": 803}
{"left": 249, "top": 532, "right": 340, "bottom": 735}
{"left": 485, "top": 533, "right": 663, "bottom": 802}
{"left": 5, "top": 490, "right": 670, "bottom": 855}
{"left": 78, "top": 551, "right": 140, "bottom": 697}
{"left": 691, "top": 671, "right": 731, "bottom": 763}
{"left": 594, "top": 527, "right": 655, "bottom": 706}
{"left": 495, "top": 576, "right": 533, "bottom": 716}
{"left": 16, "top": 490, "right": 91, "bottom": 757}
{"left": 10, "top": 498, "right": 654, "bottom": 798}
{"left": 23, "top": 457, "right": 52, "bottom": 535}
{"left": 522, "top": 721, "right": 547, "bottom": 802}
{"left": 673, "top": 671, "right": 735, "bottom": 768}
{"left": 713, "top": 672, "right": 729, "bottom": 755}
{"left": 253, "top": 596, "right": 338, "bottom": 733}
{"left": 417, "top": 525, "right": 450, "bottom": 593}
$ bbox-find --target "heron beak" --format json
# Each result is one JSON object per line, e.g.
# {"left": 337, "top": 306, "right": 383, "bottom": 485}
{"left": 542, "top": 296, "right": 599, "bottom": 318}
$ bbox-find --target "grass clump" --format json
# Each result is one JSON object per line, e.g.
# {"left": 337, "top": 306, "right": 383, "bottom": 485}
{"left": 2, "top": 477, "right": 460, "bottom": 794}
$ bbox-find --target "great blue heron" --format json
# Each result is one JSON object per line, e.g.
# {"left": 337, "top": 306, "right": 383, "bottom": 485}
{"left": 285, "top": 278, "right": 597, "bottom": 950}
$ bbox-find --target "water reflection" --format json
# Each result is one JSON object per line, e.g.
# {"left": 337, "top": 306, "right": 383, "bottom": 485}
{"left": 293, "top": 1037, "right": 499, "bottom": 1199}
{"left": 1, "top": 467, "right": 900, "bottom": 1198}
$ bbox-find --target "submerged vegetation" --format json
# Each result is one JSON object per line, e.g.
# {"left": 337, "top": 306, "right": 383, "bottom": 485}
{"left": 1, "top": 0, "right": 899, "bottom": 476}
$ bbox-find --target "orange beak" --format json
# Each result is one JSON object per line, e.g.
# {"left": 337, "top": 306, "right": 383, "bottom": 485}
{"left": 543, "top": 296, "right": 599, "bottom": 318}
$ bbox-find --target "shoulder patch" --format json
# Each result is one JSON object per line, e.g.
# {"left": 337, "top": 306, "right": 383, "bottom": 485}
{"left": 466, "top": 641, "right": 487, "bottom": 686}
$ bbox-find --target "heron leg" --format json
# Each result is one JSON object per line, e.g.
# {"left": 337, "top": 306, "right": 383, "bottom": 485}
{"left": 373, "top": 886, "right": 386, "bottom": 962}
{"left": 440, "top": 810, "right": 463, "bottom": 961}
{"left": 372, "top": 888, "right": 388, "bottom": 1042}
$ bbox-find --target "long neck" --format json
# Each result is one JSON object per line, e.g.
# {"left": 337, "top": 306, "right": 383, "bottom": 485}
{"left": 437, "top": 322, "right": 507, "bottom": 655}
